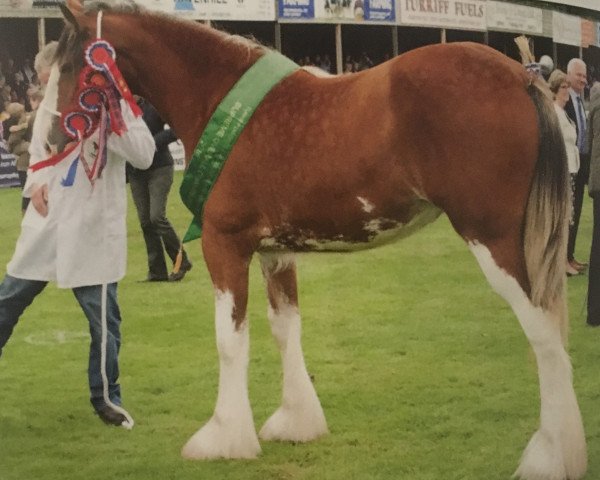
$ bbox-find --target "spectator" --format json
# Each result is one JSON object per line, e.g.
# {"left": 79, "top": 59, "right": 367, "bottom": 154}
{"left": 539, "top": 55, "right": 554, "bottom": 81}
{"left": 587, "top": 80, "right": 600, "bottom": 325}
{"left": 357, "top": 51, "right": 373, "bottom": 71}
{"left": 319, "top": 54, "right": 332, "bottom": 73}
{"left": 34, "top": 42, "right": 58, "bottom": 91}
{"left": 17, "top": 87, "right": 44, "bottom": 214}
{"left": 548, "top": 70, "right": 580, "bottom": 276}
{"left": 564, "top": 58, "right": 589, "bottom": 273}
{"left": 128, "top": 98, "right": 192, "bottom": 282}
{"left": 5, "top": 102, "right": 30, "bottom": 214}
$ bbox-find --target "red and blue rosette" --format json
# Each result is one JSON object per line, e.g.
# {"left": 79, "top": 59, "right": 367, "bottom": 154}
{"left": 79, "top": 87, "right": 107, "bottom": 113}
{"left": 84, "top": 40, "right": 116, "bottom": 72}
{"left": 63, "top": 110, "right": 96, "bottom": 140}
{"left": 83, "top": 39, "right": 141, "bottom": 117}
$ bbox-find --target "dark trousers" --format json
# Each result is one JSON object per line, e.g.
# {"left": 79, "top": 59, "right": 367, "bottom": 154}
{"left": 18, "top": 171, "right": 30, "bottom": 212}
{"left": 588, "top": 197, "right": 600, "bottom": 325}
{"left": 129, "top": 166, "right": 187, "bottom": 279}
{"left": 568, "top": 154, "right": 590, "bottom": 261}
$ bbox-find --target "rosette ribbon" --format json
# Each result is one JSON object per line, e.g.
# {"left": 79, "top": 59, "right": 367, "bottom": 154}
{"left": 33, "top": 38, "right": 140, "bottom": 187}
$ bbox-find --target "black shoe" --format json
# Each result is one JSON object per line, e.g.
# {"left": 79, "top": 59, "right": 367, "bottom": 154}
{"left": 168, "top": 262, "right": 192, "bottom": 282}
{"left": 96, "top": 405, "right": 127, "bottom": 426}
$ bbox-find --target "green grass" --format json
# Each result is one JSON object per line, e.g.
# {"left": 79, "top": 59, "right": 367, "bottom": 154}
{"left": 0, "top": 172, "right": 597, "bottom": 480}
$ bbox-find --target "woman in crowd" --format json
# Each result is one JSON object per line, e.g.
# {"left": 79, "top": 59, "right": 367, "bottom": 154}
{"left": 549, "top": 69, "right": 581, "bottom": 276}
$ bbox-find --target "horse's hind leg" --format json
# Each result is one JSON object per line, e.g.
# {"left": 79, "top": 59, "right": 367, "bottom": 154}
{"left": 468, "top": 240, "right": 586, "bottom": 480}
{"left": 181, "top": 232, "right": 260, "bottom": 459}
{"left": 258, "top": 253, "right": 328, "bottom": 442}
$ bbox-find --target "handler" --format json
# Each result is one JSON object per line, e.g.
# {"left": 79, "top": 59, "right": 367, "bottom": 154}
{"left": 0, "top": 44, "right": 154, "bottom": 428}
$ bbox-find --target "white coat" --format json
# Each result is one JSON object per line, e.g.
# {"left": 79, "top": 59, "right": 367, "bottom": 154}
{"left": 554, "top": 103, "right": 580, "bottom": 175}
{"left": 7, "top": 66, "right": 154, "bottom": 288}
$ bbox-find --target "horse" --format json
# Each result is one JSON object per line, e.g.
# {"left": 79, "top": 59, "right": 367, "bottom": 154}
{"left": 50, "top": 1, "right": 586, "bottom": 478}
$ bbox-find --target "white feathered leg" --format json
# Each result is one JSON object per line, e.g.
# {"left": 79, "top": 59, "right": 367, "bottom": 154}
{"left": 182, "top": 290, "right": 260, "bottom": 459}
{"left": 470, "top": 243, "right": 586, "bottom": 480}
{"left": 259, "top": 254, "right": 328, "bottom": 442}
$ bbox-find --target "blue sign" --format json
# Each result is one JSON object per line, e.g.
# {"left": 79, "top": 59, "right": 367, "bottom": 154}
{"left": 0, "top": 144, "right": 20, "bottom": 189}
{"left": 364, "top": 0, "right": 394, "bottom": 21}
{"left": 279, "top": 0, "right": 315, "bottom": 19}
{"left": 174, "top": 0, "right": 195, "bottom": 10}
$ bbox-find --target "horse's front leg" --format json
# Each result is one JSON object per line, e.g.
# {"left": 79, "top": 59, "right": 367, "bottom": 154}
{"left": 181, "top": 232, "right": 260, "bottom": 460}
{"left": 258, "top": 253, "right": 328, "bottom": 442}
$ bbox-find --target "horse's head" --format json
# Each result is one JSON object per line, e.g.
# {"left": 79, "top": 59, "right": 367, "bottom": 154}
{"left": 55, "top": 0, "right": 141, "bottom": 115}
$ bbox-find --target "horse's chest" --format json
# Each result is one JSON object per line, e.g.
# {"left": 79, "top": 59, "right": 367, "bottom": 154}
{"left": 258, "top": 200, "right": 442, "bottom": 253}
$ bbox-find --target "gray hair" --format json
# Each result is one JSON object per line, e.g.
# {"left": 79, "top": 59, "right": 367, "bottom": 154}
{"left": 34, "top": 41, "right": 58, "bottom": 76}
{"left": 567, "top": 58, "right": 586, "bottom": 74}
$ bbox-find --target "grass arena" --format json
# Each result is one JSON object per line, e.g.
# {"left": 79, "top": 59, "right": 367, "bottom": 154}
{"left": 0, "top": 176, "right": 598, "bottom": 480}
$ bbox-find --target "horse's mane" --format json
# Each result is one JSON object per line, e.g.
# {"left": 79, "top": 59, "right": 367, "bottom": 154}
{"left": 54, "top": 1, "right": 265, "bottom": 70}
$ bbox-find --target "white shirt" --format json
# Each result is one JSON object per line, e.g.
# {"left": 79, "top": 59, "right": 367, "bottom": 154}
{"left": 569, "top": 88, "right": 587, "bottom": 154}
{"left": 7, "top": 66, "right": 154, "bottom": 288}
{"left": 554, "top": 103, "right": 580, "bottom": 174}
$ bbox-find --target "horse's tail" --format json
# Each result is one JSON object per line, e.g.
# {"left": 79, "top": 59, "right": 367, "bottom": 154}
{"left": 523, "top": 81, "right": 570, "bottom": 341}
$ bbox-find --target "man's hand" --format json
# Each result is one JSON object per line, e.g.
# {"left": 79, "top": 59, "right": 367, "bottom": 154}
{"left": 31, "top": 184, "right": 49, "bottom": 217}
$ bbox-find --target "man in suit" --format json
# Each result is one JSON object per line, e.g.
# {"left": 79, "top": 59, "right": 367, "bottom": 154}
{"left": 128, "top": 98, "right": 192, "bottom": 282}
{"left": 564, "top": 58, "right": 589, "bottom": 274}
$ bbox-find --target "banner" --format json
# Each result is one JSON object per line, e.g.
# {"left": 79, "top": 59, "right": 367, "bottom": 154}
{"left": 399, "top": 0, "right": 486, "bottom": 31}
{"left": 1, "top": 0, "right": 275, "bottom": 20}
{"left": 581, "top": 19, "right": 595, "bottom": 48}
{"left": 0, "top": 143, "right": 20, "bottom": 189}
{"left": 542, "top": 0, "right": 599, "bottom": 14}
{"left": 311, "top": 0, "right": 395, "bottom": 23}
{"left": 553, "top": 12, "right": 581, "bottom": 47}
{"left": 279, "top": 0, "right": 315, "bottom": 19}
{"left": 486, "top": 1, "right": 542, "bottom": 35}
{"left": 174, "top": 0, "right": 276, "bottom": 20}
{"left": 0, "top": 0, "right": 60, "bottom": 16}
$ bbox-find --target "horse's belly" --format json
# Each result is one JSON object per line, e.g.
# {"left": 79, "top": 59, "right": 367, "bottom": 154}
{"left": 258, "top": 202, "right": 442, "bottom": 253}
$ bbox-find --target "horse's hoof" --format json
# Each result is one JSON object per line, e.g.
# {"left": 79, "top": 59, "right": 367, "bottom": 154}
{"left": 259, "top": 405, "right": 328, "bottom": 442}
{"left": 514, "top": 429, "right": 586, "bottom": 480}
{"left": 182, "top": 416, "right": 261, "bottom": 460}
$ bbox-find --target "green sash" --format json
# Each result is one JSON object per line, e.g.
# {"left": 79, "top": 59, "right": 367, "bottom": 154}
{"left": 179, "top": 51, "right": 299, "bottom": 242}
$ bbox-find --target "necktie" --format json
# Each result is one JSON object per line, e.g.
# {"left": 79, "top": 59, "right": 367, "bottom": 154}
{"left": 576, "top": 96, "right": 586, "bottom": 153}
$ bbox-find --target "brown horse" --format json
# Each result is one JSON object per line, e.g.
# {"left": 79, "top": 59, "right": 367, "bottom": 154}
{"left": 50, "top": 1, "right": 585, "bottom": 478}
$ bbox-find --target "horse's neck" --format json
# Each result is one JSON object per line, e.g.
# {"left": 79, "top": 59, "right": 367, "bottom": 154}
{"left": 108, "top": 14, "right": 262, "bottom": 158}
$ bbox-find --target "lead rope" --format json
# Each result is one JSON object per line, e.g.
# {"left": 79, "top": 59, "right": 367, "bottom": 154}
{"left": 100, "top": 283, "right": 134, "bottom": 429}
{"left": 96, "top": 10, "right": 103, "bottom": 38}
{"left": 96, "top": 9, "right": 134, "bottom": 429}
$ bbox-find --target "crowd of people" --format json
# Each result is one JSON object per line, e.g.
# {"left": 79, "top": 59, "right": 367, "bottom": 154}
{"left": 296, "top": 51, "right": 384, "bottom": 74}
{"left": 1, "top": 50, "right": 48, "bottom": 214}
{"left": 539, "top": 55, "right": 600, "bottom": 326}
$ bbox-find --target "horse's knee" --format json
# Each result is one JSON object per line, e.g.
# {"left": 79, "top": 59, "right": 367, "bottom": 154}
{"left": 267, "top": 304, "right": 300, "bottom": 349}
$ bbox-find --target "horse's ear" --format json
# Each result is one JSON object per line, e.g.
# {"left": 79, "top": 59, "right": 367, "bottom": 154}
{"left": 59, "top": 3, "right": 80, "bottom": 31}
{"left": 65, "top": 0, "right": 84, "bottom": 15}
